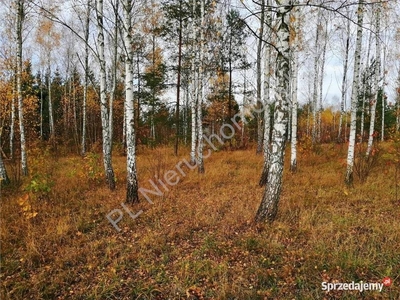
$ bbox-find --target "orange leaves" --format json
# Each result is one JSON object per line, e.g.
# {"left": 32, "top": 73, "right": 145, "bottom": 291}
{"left": 17, "top": 194, "right": 38, "bottom": 220}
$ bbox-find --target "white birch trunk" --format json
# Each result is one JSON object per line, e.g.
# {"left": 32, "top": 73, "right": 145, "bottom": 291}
{"left": 81, "top": 0, "right": 90, "bottom": 156}
{"left": 312, "top": 10, "right": 321, "bottom": 144}
{"left": 366, "top": 3, "right": 381, "bottom": 156}
{"left": 109, "top": 0, "right": 118, "bottom": 147}
{"left": 123, "top": 0, "right": 139, "bottom": 203}
{"left": 345, "top": 0, "right": 364, "bottom": 185}
{"left": 381, "top": 47, "right": 386, "bottom": 141}
{"left": 48, "top": 64, "right": 54, "bottom": 140}
{"left": 96, "top": 0, "right": 115, "bottom": 190}
{"left": 190, "top": 0, "right": 198, "bottom": 165}
{"left": 338, "top": 14, "right": 350, "bottom": 142}
{"left": 259, "top": 0, "right": 273, "bottom": 186}
{"left": 16, "top": 0, "right": 27, "bottom": 176}
{"left": 290, "top": 1, "right": 299, "bottom": 172}
{"left": 40, "top": 71, "right": 43, "bottom": 139}
{"left": 256, "top": 0, "right": 291, "bottom": 222}
{"left": 196, "top": 0, "right": 205, "bottom": 173}
{"left": 256, "top": 0, "right": 265, "bottom": 154}
{"left": 10, "top": 73, "right": 16, "bottom": 158}
{"left": 317, "top": 18, "right": 328, "bottom": 143}
{"left": 360, "top": 30, "right": 372, "bottom": 143}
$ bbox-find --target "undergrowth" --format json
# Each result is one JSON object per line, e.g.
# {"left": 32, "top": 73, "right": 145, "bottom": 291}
{"left": 1, "top": 144, "right": 399, "bottom": 299}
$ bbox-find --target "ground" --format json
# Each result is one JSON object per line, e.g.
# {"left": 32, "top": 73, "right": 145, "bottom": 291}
{"left": 1, "top": 143, "right": 399, "bottom": 299}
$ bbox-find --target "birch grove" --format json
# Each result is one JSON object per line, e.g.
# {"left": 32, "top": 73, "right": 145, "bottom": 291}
{"left": 0, "top": 0, "right": 398, "bottom": 223}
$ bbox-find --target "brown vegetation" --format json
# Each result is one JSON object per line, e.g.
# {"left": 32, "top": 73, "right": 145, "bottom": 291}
{"left": 1, "top": 143, "right": 399, "bottom": 299}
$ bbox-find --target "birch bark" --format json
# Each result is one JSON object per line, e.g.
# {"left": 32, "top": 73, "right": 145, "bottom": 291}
{"left": 337, "top": 12, "right": 350, "bottom": 142}
{"left": 16, "top": 0, "right": 28, "bottom": 176}
{"left": 366, "top": 3, "right": 380, "bottom": 156}
{"left": 256, "top": 0, "right": 291, "bottom": 222}
{"left": 345, "top": 0, "right": 364, "bottom": 185}
{"left": 196, "top": 0, "right": 205, "bottom": 173}
{"left": 256, "top": 0, "right": 265, "bottom": 155}
{"left": 96, "top": 0, "right": 115, "bottom": 190}
{"left": 290, "top": 1, "right": 299, "bottom": 172}
{"left": 81, "top": 0, "right": 90, "bottom": 156}
{"left": 123, "top": 0, "right": 139, "bottom": 203}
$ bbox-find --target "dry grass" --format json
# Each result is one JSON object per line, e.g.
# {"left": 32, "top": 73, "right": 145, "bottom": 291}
{"left": 1, "top": 143, "right": 399, "bottom": 299}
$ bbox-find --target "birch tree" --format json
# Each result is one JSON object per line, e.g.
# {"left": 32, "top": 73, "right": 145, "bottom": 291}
{"left": 123, "top": 0, "right": 139, "bottom": 203}
{"left": 81, "top": 0, "right": 90, "bottom": 156}
{"left": 290, "top": 0, "right": 299, "bottom": 172}
{"left": 36, "top": 17, "right": 60, "bottom": 141}
{"left": 311, "top": 9, "right": 321, "bottom": 144}
{"left": 397, "top": 68, "right": 400, "bottom": 132}
{"left": 259, "top": 0, "right": 274, "bottom": 186}
{"left": 256, "top": 0, "right": 265, "bottom": 154}
{"left": 338, "top": 8, "right": 350, "bottom": 142}
{"left": 16, "top": 0, "right": 28, "bottom": 176}
{"left": 96, "top": 0, "right": 115, "bottom": 190}
{"left": 256, "top": 0, "right": 291, "bottom": 222}
{"left": 196, "top": 0, "right": 205, "bottom": 173}
{"left": 366, "top": 3, "right": 381, "bottom": 156}
{"left": 317, "top": 15, "right": 328, "bottom": 143}
{"left": 189, "top": 0, "right": 198, "bottom": 166}
{"left": 345, "top": 0, "right": 364, "bottom": 185}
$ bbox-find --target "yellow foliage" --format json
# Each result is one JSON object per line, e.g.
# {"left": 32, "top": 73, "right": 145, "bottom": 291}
{"left": 17, "top": 194, "right": 38, "bottom": 220}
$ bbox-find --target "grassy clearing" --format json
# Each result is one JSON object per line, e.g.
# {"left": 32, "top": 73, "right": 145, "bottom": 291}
{"left": 1, "top": 143, "right": 399, "bottom": 299}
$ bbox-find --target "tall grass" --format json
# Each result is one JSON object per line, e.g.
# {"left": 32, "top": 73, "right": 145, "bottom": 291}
{"left": 1, "top": 144, "right": 399, "bottom": 299}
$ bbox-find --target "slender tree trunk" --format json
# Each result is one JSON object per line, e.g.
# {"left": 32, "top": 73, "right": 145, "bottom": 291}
{"left": 337, "top": 16, "right": 349, "bottom": 143}
{"left": 134, "top": 50, "right": 141, "bottom": 148}
{"left": 184, "top": 81, "right": 189, "bottom": 145}
{"left": 259, "top": 0, "right": 273, "bottom": 186}
{"left": 397, "top": 69, "right": 400, "bottom": 132}
{"left": 190, "top": 0, "right": 198, "bottom": 165}
{"left": 174, "top": 4, "right": 183, "bottom": 156}
{"left": 256, "top": 0, "right": 291, "bottom": 222}
{"left": 345, "top": 0, "right": 364, "bottom": 185}
{"left": 381, "top": 47, "right": 386, "bottom": 141}
{"left": 16, "top": 0, "right": 27, "bottom": 176}
{"left": 360, "top": 31, "right": 372, "bottom": 143}
{"left": 96, "top": 0, "right": 115, "bottom": 190}
{"left": 366, "top": 4, "right": 381, "bottom": 156}
{"left": 73, "top": 74, "right": 79, "bottom": 147}
{"left": 48, "top": 65, "right": 54, "bottom": 140}
{"left": 109, "top": 0, "right": 118, "bottom": 148}
{"left": 317, "top": 18, "right": 328, "bottom": 143}
{"left": 290, "top": 1, "right": 299, "bottom": 172}
{"left": 123, "top": 0, "right": 139, "bottom": 203}
{"left": 241, "top": 70, "right": 247, "bottom": 147}
{"left": 197, "top": 0, "right": 205, "bottom": 173}
{"left": 40, "top": 71, "right": 43, "bottom": 139}
{"left": 312, "top": 10, "right": 321, "bottom": 145}
{"left": 10, "top": 70, "right": 16, "bottom": 158}
{"left": 256, "top": 0, "right": 265, "bottom": 154}
{"left": 81, "top": 0, "right": 90, "bottom": 156}
{"left": 228, "top": 39, "right": 233, "bottom": 148}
